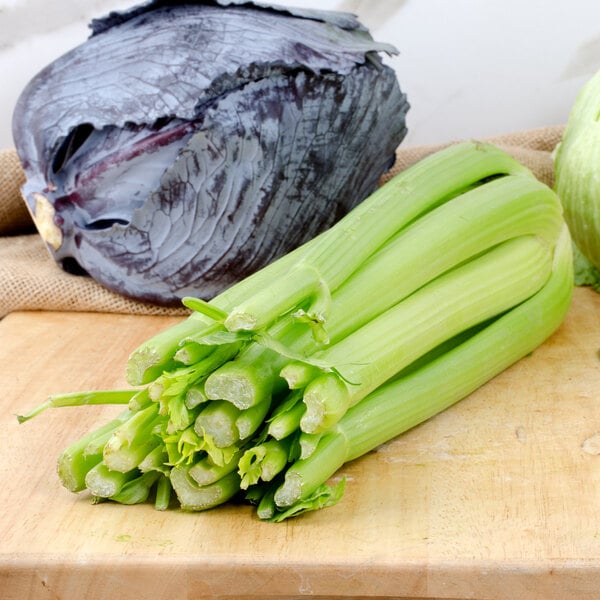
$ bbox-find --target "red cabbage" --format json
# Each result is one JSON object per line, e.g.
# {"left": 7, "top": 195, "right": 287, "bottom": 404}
{"left": 12, "top": 0, "right": 409, "bottom": 305}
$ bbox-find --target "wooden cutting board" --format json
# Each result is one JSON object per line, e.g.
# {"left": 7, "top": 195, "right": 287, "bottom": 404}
{"left": 1, "top": 286, "right": 600, "bottom": 600}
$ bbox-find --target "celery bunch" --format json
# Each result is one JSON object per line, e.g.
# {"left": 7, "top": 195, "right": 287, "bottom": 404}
{"left": 18, "top": 142, "right": 574, "bottom": 521}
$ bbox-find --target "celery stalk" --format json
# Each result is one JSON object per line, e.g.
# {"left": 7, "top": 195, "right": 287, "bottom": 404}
{"left": 170, "top": 465, "right": 241, "bottom": 511}
{"left": 56, "top": 410, "right": 133, "bottom": 492}
{"left": 235, "top": 396, "right": 273, "bottom": 440}
{"left": 267, "top": 392, "right": 305, "bottom": 440}
{"left": 272, "top": 225, "right": 573, "bottom": 512}
{"left": 103, "top": 404, "right": 161, "bottom": 472}
{"left": 193, "top": 400, "right": 241, "bottom": 448}
{"left": 199, "top": 171, "right": 563, "bottom": 423}
{"left": 85, "top": 462, "right": 138, "bottom": 498}
{"left": 224, "top": 142, "right": 533, "bottom": 332}
{"left": 154, "top": 475, "right": 172, "bottom": 511}
{"left": 189, "top": 449, "right": 243, "bottom": 486}
{"left": 17, "top": 389, "right": 136, "bottom": 423}
{"left": 111, "top": 471, "right": 162, "bottom": 505}
{"left": 299, "top": 234, "right": 554, "bottom": 433}
{"left": 127, "top": 141, "right": 532, "bottom": 384}
{"left": 238, "top": 439, "right": 291, "bottom": 489}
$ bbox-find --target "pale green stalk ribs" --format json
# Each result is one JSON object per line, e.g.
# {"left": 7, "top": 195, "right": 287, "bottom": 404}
{"left": 16, "top": 141, "right": 574, "bottom": 521}
{"left": 272, "top": 225, "right": 573, "bottom": 511}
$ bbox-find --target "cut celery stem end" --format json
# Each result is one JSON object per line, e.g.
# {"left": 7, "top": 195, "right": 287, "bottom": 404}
{"left": 150, "top": 343, "right": 241, "bottom": 405}
{"left": 267, "top": 398, "right": 305, "bottom": 440}
{"left": 84, "top": 427, "right": 121, "bottom": 459}
{"left": 300, "top": 373, "right": 350, "bottom": 434}
{"left": 306, "top": 234, "right": 554, "bottom": 429}
{"left": 223, "top": 142, "right": 535, "bottom": 335}
{"left": 111, "top": 471, "right": 161, "bottom": 505}
{"left": 17, "top": 389, "right": 136, "bottom": 424}
{"left": 128, "top": 388, "right": 152, "bottom": 412}
{"left": 225, "top": 264, "right": 322, "bottom": 332}
{"left": 274, "top": 225, "right": 573, "bottom": 508}
{"left": 56, "top": 410, "right": 132, "bottom": 492}
{"left": 265, "top": 389, "right": 304, "bottom": 440}
{"left": 280, "top": 361, "right": 323, "bottom": 390}
{"left": 125, "top": 317, "right": 204, "bottom": 386}
{"left": 236, "top": 396, "right": 272, "bottom": 441}
{"left": 238, "top": 439, "right": 290, "bottom": 489}
{"left": 189, "top": 449, "right": 243, "bottom": 486}
{"left": 138, "top": 446, "right": 170, "bottom": 476}
{"left": 299, "top": 432, "right": 323, "bottom": 460}
{"left": 185, "top": 384, "right": 208, "bottom": 409}
{"left": 103, "top": 404, "right": 161, "bottom": 472}
{"left": 274, "top": 433, "right": 348, "bottom": 508}
{"left": 204, "top": 344, "right": 286, "bottom": 409}
{"left": 85, "top": 462, "right": 138, "bottom": 498}
{"left": 174, "top": 341, "right": 214, "bottom": 366}
{"left": 256, "top": 487, "right": 277, "bottom": 520}
{"left": 104, "top": 437, "right": 161, "bottom": 474}
{"left": 126, "top": 236, "right": 321, "bottom": 386}
{"left": 155, "top": 475, "right": 172, "bottom": 511}
{"left": 170, "top": 465, "right": 241, "bottom": 511}
{"left": 194, "top": 400, "right": 241, "bottom": 448}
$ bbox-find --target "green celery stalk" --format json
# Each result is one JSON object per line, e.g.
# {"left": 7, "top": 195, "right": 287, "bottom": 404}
{"left": 266, "top": 391, "right": 305, "bottom": 440}
{"left": 154, "top": 475, "right": 172, "bottom": 511}
{"left": 272, "top": 225, "right": 573, "bottom": 512}
{"left": 127, "top": 141, "right": 532, "bottom": 384}
{"left": 110, "top": 471, "right": 162, "bottom": 505}
{"left": 103, "top": 403, "right": 162, "bottom": 472}
{"left": 193, "top": 400, "right": 242, "bottom": 449}
{"left": 236, "top": 396, "right": 273, "bottom": 440}
{"left": 170, "top": 465, "right": 241, "bottom": 511}
{"left": 299, "top": 234, "right": 554, "bottom": 433}
{"left": 56, "top": 410, "right": 133, "bottom": 492}
{"left": 223, "top": 142, "right": 533, "bottom": 332}
{"left": 188, "top": 449, "right": 244, "bottom": 486}
{"left": 238, "top": 438, "right": 291, "bottom": 489}
{"left": 17, "top": 390, "right": 136, "bottom": 423}
{"left": 198, "top": 171, "right": 563, "bottom": 416}
{"left": 85, "top": 462, "right": 138, "bottom": 498}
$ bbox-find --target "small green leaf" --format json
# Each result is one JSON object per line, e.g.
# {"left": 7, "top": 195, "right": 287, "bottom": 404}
{"left": 182, "top": 297, "right": 229, "bottom": 321}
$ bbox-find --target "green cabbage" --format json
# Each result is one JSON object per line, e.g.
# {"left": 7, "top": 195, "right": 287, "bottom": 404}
{"left": 555, "top": 69, "right": 600, "bottom": 291}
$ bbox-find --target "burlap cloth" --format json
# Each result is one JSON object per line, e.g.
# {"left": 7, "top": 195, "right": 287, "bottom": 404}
{"left": 0, "top": 125, "right": 565, "bottom": 319}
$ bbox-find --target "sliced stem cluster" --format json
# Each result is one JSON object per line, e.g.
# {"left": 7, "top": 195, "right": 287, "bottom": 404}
{"left": 18, "top": 142, "right": 573, "bottom": 521}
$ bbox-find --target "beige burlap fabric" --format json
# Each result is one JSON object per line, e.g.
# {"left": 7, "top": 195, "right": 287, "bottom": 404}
{"left": 0, "top": 124, "right": 565, "bottom": 318}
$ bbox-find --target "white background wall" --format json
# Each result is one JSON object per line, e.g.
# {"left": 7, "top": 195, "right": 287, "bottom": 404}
{"left": 1, "top": 0, "right": 599, "bottom": 150}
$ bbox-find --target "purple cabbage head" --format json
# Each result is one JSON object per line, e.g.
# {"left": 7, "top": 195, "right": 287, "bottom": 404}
{"left": 12, "top": 0, "right": 409, "bottom": 305}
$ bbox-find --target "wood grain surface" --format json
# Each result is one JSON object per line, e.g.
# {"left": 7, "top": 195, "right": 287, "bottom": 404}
{"left": 1, "top": 287, "right": 600, "bottom": 600}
